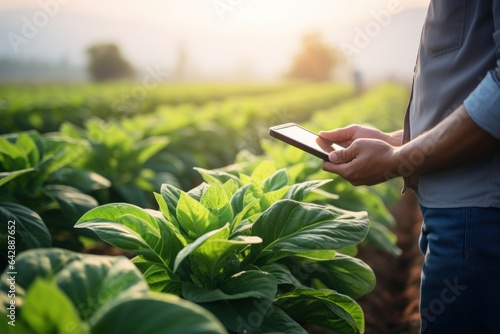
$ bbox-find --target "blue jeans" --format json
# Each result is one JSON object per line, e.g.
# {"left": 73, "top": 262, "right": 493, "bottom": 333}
{"left": 418, "top": 206, "right": 500, "bottom": 334}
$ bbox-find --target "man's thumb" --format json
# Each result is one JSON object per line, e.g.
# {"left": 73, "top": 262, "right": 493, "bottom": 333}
{"left": 329, "top": 149, "right": 352, "bottom": 163}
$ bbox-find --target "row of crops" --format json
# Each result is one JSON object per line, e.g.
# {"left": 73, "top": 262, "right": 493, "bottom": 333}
{"left": 0, "top": 81, "right": 409, "bottom": 333}
{"left": 0, "top": 81, "right": 347, "bottom": 134}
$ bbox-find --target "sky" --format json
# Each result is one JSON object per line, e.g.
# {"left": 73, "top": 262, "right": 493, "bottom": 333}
{"left": 0, "top": 0, "right": 430, "bottom": 23}
{"left": 0, "top": 0, "right": 431, "bottom": 82}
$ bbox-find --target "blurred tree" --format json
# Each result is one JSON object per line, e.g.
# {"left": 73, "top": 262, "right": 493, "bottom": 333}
{"left": 286, "top": 32, "right": 341, "bottom": 82}
{"left": 86, "top": 43, "right": 135, "bottom": 82}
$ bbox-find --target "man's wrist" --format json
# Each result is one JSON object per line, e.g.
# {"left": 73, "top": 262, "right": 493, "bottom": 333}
{"left": 388, "top": 130, "right": 404, "bottom": 146}
{"left": 384, "top": 145, "right": 406, "bottom": 179}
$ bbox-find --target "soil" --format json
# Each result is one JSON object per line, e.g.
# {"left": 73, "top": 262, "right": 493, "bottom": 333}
{"left": 357, "top": 191, "right": 424, "bottom": 334}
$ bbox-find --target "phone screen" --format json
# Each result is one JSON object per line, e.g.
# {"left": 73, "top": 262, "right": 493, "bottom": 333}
{"left": 269, "top": 123, "right": 335, "bottom": 160}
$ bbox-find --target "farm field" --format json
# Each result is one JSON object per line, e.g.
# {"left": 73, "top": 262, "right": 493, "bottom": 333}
{"left": 0, "top": 81, "right": 422, "bottom": 333}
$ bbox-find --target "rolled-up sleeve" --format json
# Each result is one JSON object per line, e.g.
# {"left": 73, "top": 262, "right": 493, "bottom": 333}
{"left": 463, "top": 3, "right": 500, "bottom": 140}
{"left": 464, "top": 71, "right": 500, "bottom": 139}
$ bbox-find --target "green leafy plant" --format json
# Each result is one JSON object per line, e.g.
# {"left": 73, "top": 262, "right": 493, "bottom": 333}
{"left": 60, "top": 119, "right": 172, "bottom": 207}
{"left": 0, "top": 248, "right": 227, "bottom": 334}
{"left": 240, "top": 144, "right": 402, "bottom": 256}
{"left": 0, "top": 131, "right": 109, "bottom": 257}
{"left": 76, "top": 162, "right": 375, "bottom": 333}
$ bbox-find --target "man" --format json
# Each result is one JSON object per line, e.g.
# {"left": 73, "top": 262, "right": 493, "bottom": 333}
{"left": 320, "top": 1, "right": 500, "bottom": 333}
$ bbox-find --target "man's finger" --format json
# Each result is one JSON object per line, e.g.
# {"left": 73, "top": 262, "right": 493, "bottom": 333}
{"left": 328, "top": 148, "right": 354, "bottom": 163}
{"left": 321, "top": 160, "right": 350, "bottom": 178}
{"left": 319, "top": 127, "right": 353, "bottom": 143}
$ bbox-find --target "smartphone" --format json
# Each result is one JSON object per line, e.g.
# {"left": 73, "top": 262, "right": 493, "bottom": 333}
{"left": 269, "top": 123, "right": 335, "bottom": 161}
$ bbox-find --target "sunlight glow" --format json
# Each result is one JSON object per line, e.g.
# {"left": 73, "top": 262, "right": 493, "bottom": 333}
{"left": 0, "top": 0, "right": 430, "bottom": 82}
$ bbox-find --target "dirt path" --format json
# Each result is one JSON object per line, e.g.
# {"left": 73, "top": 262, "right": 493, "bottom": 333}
{"left": 357, "top": 191, "right": 424, "bottom": 334}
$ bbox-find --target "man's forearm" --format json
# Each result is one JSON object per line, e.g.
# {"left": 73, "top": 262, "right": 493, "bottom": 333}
{"left": 393, "top": 105, "right": 500, "bottom": 177}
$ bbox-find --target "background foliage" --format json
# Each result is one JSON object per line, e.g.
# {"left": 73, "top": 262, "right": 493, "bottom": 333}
{"left": 1, "top": 80, "right": 409, "bottom": 333}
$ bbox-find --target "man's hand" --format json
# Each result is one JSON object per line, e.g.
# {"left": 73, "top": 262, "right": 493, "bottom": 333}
{"left": 321, "top": 138, "right": 399, "bottom": 186}
{"left": 320, "top": 105, "right": 500, "bottom": 187}
{"left": 319, "top": 125, "right": 403, "bottom": 147}
{"left": 318, "top": 124, "right": 403, "bottom": 186}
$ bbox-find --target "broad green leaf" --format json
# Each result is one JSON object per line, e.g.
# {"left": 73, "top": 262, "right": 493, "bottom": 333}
{"left": 365, "top": 220, "right": 402, "bottom": 256}
{"left": 238, "top": 173, "right": 253, "bottom": 185}
{"left": 131, "top": 255, "right": 155, "bottom": 273}
{"left": 77, "top": 220, "right": 160, "bottom": 263}
{"left": 275, "top": 289, "right": 364, "bottom": 334}
{"left": 0, "top": 249, "right": 148, "bottom": 326}
{"left": 259, "top": 187, "right": 289, "bottom": 212}
{"left": 0, "top": 248, "right": 83, "bottom": 292}
{"left": 262, "top": 168, "right": 288, "bottom": 192}
{"left": 143, "top": 264, "right": 182, "bottom": 294}
{"left": 0, "top": 249, "right": 224, "bottom": 334}
{"left": 154, "top": 194, "right": 185, "bottom": 254}
{"left": 260, "top": 263, "right": 304, "bottom": 288}
{"left": 76, "top": 204, "right": 167, "bottom": 264}
{"left": 131, "top": 256, "right": 183, "bottom": 295}
{"left": 55, "top": 255, "right": 149, "bottom": 321}
{"left": 154, "top": 191, "right": 171, "bottom": 222}
{"left": 230, "top": 198, "right": 261, "bottom": 233}
{"left": 260, "top": 306, "right": 307, "bottom": 334}
{"left": 230, "top": 182, "right": 262, "bottom": 217}
{"left": 0, "top": 137, "right": 28, "bottom": 170}
{"left": 222, "top": 179, "right": 239, "bottom": 198}
{"left": 182, "top": 270, "right": 277, "bottom": 303}
{"left": 200, "top": 297, "right": 273, "bottom": 333}
{"left": 44, "top": 184, "right": 98, "bottom": 220}
{"left": 289, "top": 249, "right": 336, "bottom": 261}
{"left": 174, "top": 226, "right": 227, "bottom": 273}
{"left": 285, "top": 179, "right": 332, "bottom": 201}
{"left": 337, "top": 245, "right": 359, "bottom": 257}
{"left": 194, "top": 167, "right": 240, "bottom": 185}
{"left": 51, "top": 168, "right": 111, "bottom": 192}
{"left": 0, "top": 202, "right": 51, "bottom": 251}
{"left": 229, "top": 183, "right": 253, "bottom": 214}
{"left": 0, "top": 168, "right": 34, "bottom": 187}
{"left": 0, "top": 316, "right": 33, "bottom": 334}
{"left": 221, "top": 270, "right": 277, "bottom": 300}
{"left": 195, "top": 168, "right": 224, "bottom": 184}
{"left": 76, "top": 203, "right": 161, "bottom": 234}
{"left": 176, "top": 192, "right": 219, "bottom": 238}
{"left": 291, "top": 254, "right": 376, "bottom": 299}
{"left": 250, "top": 160, "right": 277, "bottom": 185}
{"left": 187, "top": 182, "right": 210, "bottom": 201}
{"left": 90, "top": 294, "right": 227, "bottom": 334}
{"left": 201, "top": 183, "right": 234, "bottom": 227}
{"left": 20, "top": 278, "right": 88, "bottom": 334}
{"left": 304, "top": 188, "right": 340, "bottom": 202}
{"left": 249, "top": 200, "right": 369, "bottom": 264}
{"left": 16, "top": 133, "right": 40, "bottom": 166}
{"left": 187, "top": 230, "right": 262, "bottom": 287}
{"left": 261, "top": 138, "right": 310, "bottom": 166}
{"left": 41, "top": 136, "right": 89, "bottom": 177}
{"left": 156, "top": 217, "right": 187, "bottom": 268}
{"left": 134, "top": 136, "right": 169, "bottom": 165}
{"left": 160, "top": 183, "right": 183, "bottom": 221}
{"left": 332, "top": 184, "right": 396, "bottom": 228}
{"left": 286, "top": 161, "right": 312, "bottom": 183}
{"left": 60, "top": 121, "right": 86, "bottom": 140}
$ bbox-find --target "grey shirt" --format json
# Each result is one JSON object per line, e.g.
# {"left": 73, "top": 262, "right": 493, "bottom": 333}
{"left": 404, "top": 0, "right": 500, "bottom": 208}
